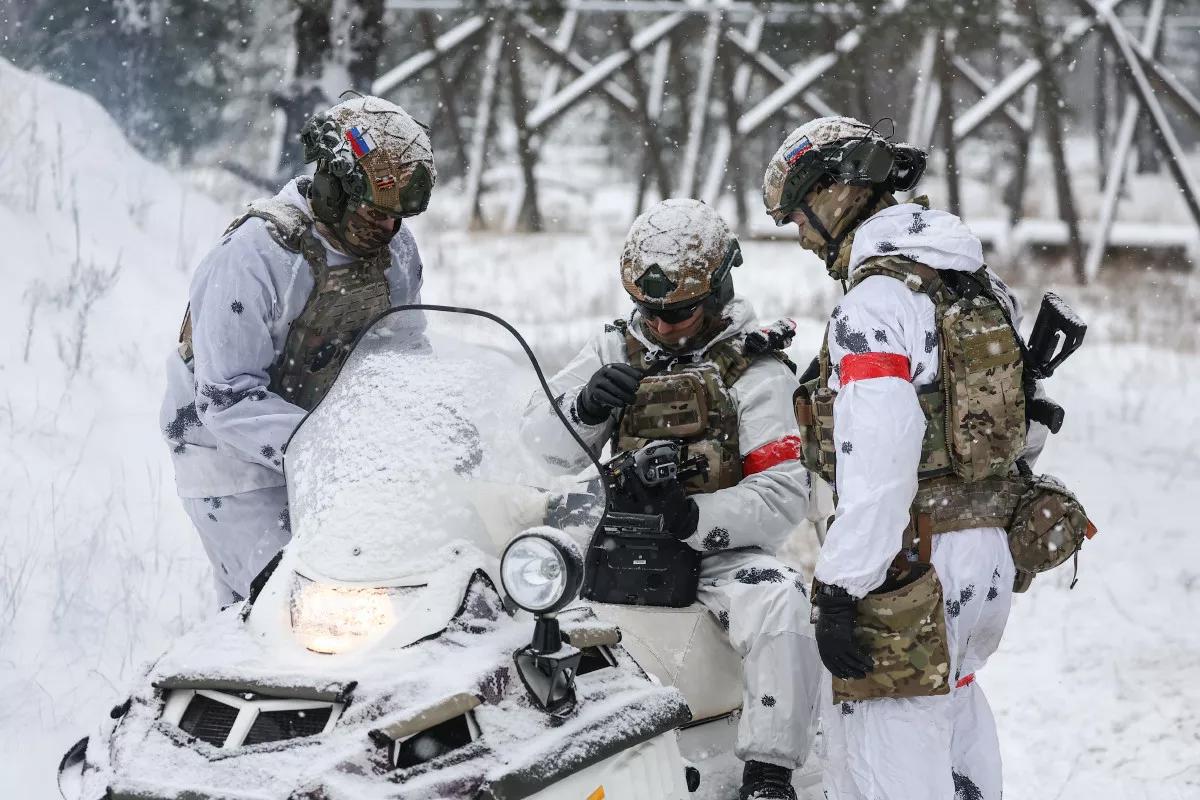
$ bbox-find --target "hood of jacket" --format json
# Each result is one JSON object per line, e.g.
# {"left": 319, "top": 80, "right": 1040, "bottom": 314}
{"left": 848, "top": 203, "right": 984, "bottom": 277}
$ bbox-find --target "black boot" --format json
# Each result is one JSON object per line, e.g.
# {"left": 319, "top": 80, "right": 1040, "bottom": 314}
{"left": 739, "top": 760, "right": 796, "bottom": 800}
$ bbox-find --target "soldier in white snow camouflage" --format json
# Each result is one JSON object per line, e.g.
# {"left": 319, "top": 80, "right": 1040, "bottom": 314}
{"left": 524, "top": 199, "right": 823, "bottom": 800}
{"left": 764, "top": 116, "right": 1053, "bottom": 800}
{"left": 161, "top": 96, "right": 433, "bottom": 607}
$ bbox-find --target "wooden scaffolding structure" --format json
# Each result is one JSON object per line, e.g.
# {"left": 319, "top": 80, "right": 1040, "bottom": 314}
{"left": 371, "top": 0, "right": 1200, "bottom": 282}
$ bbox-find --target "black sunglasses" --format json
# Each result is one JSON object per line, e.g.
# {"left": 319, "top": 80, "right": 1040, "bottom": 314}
{"left": 636, "top": 300, "right": 704, "bottom": 324}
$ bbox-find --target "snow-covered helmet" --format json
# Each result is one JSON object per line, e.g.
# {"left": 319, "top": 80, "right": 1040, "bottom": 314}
{"left": 620, "top": 199, "right": 742, "bottom": 321}
{"left": 763, "top": 116, "right": 926, "bottom": 276}
{"left": 300, "top": 96, "right": 437, "bottom": 255}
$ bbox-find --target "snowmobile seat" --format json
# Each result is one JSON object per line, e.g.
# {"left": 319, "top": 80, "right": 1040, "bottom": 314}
{"left": 589, "top": 601, "right": 743, "bottom": 723}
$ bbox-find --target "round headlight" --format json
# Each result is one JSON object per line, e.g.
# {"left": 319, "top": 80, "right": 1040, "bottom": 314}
{"left": 501, "top": 530, "right": 583, "bottom": 614}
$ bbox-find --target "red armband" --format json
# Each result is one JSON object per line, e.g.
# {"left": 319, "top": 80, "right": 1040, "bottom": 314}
{"left": 839, "top": 352, "right": 911, "bottom": 384}
{"left": 743, "top": 435, "right": 803, "bottom": 476}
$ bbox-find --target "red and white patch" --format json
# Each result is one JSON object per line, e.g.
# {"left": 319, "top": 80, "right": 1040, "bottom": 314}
{"left": 743, "top": 435, "right": 803, "bottom": 476}
{"left": 374, "top": 175, "right": 397, "bottom": 191}
{"left": 839, "top": 352, "right": 911, "bottom": 384}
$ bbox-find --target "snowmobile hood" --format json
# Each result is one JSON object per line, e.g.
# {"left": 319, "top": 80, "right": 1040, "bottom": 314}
{"left": 627, "top": 295, "right": 760, "bottom": 357}
{"left": 848, "top": 203, "right": 985, "bottom": 276}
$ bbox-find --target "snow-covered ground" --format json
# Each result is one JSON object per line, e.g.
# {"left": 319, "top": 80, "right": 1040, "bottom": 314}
{"left": 2, "top": 59, "right": 1198, "bottom": 798}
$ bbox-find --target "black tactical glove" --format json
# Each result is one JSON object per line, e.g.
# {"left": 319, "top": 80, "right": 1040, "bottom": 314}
{"left": 744, "top": 318, "right": 797, "bottom": 356}
{"left": 657, "top": 481, "right": 700, "bottom": 541}
{"left": 575, "top": 363, "right": 641, "bottom": 425}
{"left": 812, "top": 582, "right": 874, "bottom": 679}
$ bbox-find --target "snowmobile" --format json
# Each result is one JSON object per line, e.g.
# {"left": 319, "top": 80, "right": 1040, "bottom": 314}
{"left": 57, "top": 306, "right": 821, "bottom": 800}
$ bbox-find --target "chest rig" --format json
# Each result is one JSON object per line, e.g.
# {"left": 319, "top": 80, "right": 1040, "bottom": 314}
{"left": 796, "top": 256, "right": 1029, "bottom": 537}
{"left": 178, "top": 184, "right": 392, "bottom": 412}
{"left": 610, "top": 319, "right": 788, "bottom": 495}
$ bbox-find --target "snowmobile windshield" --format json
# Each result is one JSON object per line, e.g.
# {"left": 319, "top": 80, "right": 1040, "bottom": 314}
{"left": 284, "top": 306, "right": 605, "bottom": 583}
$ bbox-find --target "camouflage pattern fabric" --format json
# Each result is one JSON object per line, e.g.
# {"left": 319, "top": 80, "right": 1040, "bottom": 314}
{"left": 267, "top": 237, "right": 391, "bottom": 412}
{"left": 912, "top": 475, "right": 1025, "bottom": 534}
{"left": 620, "top": 199, "right": 735, "bottom": 308}
{"left": 762, "top": 116, "right": 877, "bottom": 225}
{"left": 831, "top": 564, "right": 952, "bottom": 703}
{"left": 613, "top": 321, "right": 755, "bottom": 494}
{"left": 322, "top": 97, "right": 436, "bottom": 216}
{"left": 1008, "top": 474, "right": 1094, "bottom": 573}
{"left": 939, "top": 292, "right": 1027, "bottom": 480}
{"left": 847, "top": 256, "right": 1026, "bottom": 483}
{"left": 211, "top": 198, "right": 392, "bottom": 412}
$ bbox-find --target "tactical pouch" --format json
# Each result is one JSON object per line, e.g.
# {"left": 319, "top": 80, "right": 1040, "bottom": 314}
{"left": 625, "top": 373, "right": 709, "bottom": 439}
{"left": 793, "top": 379, "right": 823, "bottom": 479}
{"left": 796, "top": 385, "right": 838, "bottom": 485}
{"left": 1007, "top": 474, "right": 1094, "bottom": 576}
{"left": 832, "top": 564, "right": 952, "bottom": 703}
{"left": 939, "top": 295, "right": 1026, "bottom": 481}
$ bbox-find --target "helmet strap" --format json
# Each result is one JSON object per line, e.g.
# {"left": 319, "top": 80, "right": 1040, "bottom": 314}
{"left": 800, "top": 184, "right": 886, "bottom": 279}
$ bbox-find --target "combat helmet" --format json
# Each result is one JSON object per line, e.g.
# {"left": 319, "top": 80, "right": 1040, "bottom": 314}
{"left": 620, "top": 199, "right": 742, "bottom": 323}
{"left": 300, "top": 95, "right": 437, "bottom": 256}
{"left": 762, "top": 116, "right": 926, "bottom": 278}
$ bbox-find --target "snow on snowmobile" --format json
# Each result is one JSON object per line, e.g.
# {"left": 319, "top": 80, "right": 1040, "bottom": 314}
{"left": 57, "top": 305, "right": 820, "bottom": 800}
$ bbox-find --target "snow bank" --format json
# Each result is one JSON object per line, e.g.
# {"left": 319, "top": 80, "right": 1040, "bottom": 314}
{"left": 0, "top": 58, "right": 234, "bottom": 795}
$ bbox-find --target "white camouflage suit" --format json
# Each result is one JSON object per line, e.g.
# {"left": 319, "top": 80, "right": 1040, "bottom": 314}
{"left": 160, "top": 179, "right": 424, "bottom": 606}
{"left": 814, "top": 204, "right": 1047, "bottom": 800}
{"left": 522, "top": 297, "right": 822, "bottom": 771}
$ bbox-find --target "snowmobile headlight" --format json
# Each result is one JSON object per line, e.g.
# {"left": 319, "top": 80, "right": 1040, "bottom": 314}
{"left": 289, "top": 575, "right": 399, "bottom": 654}
{"left": 500, "top": 530, "right": 583, "bottom": 615}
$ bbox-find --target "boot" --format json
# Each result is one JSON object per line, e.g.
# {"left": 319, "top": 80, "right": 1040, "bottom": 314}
{"left": 738, "top": 759, "right": 797, "bottom": 800}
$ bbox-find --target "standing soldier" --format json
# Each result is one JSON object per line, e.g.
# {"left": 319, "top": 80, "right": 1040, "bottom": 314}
{"left": 762, "top": 116, "right": 1050, "bottom": 800}
{"left": 161, "top": 96, "right": 435, "bottom": 607}
{"left": 523, "top": 199, "right": 821, "bottom": 800}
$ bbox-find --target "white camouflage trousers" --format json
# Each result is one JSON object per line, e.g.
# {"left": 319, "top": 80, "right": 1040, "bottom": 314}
{"left": 180, "top": 485, "right": 292, "bottom": 607}
{"left": 697, "top": 549, "right": 823, "bottom": 771}
{"left": 820, "top": 527, "right": 1016, "bottom": 800}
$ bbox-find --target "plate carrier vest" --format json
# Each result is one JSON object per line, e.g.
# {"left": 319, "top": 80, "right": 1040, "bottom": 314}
{"left": 178, "top": 179, "right": 392, "bottom": 412}
{"left": 796, "top": 255, "right": 1030, "bottom": 544}
{"left": 610, "top": 318, "right": 793, "bottom": 495}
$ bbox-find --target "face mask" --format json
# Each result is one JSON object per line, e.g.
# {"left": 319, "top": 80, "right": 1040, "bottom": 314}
{"left": 336, "top": 206, "right": 401, "bottom": 256}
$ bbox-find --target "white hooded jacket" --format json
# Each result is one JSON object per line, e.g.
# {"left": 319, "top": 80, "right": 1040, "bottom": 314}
{"left": 160, "top": 179, "right": 425, "bottom": 498}
{"left": 521, "top": 297, "right": 811, "bottom": 555}
{"left": 814, "top": 203, "right": 1047, "bottom": 597}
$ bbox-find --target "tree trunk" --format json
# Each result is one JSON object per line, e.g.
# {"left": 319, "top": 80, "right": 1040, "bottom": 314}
{"left": 277, "top": 0, "right": 333, "bottom": 177}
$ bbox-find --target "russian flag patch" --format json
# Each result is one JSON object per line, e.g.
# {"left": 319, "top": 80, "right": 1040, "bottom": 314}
{"left": 785, "top": 136, "right": 813, "bottom": 165}
{"left": 345, "top": 126, "right": 376, "bottom": 158}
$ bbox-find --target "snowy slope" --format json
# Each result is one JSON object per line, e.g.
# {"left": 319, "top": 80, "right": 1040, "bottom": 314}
{"left": 0, "top": 59, "right": 233, "bottom": 794}
{"left": 2, "top": 58, "right": 1199, "bottom": 799}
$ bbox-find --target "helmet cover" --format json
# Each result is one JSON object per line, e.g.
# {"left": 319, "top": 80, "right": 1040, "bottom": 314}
{"left": 620, "top": 199, "right": 742, "bottom": 310}
{"left": 302, "top": 96, "right": 437, "bottom": 219}
{"left": 763, "top": 115, "right": 926, "bottom": 227}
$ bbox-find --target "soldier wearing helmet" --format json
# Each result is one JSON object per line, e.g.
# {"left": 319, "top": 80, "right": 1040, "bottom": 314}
{"left": 161, "top": 96, "right": 435, "bottom": 607}
{"left": 764, "top": 117, "right": 1050, "bottom": 800}
{"left": 523, "top": 199, "right": 822, "bottom": 800}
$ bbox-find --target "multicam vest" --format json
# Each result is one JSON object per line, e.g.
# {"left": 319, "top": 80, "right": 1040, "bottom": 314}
{"left": 796, "top": 255, "right": 1029, "bottom": 537}
{"left": 610, "top": 319, "right": 791, "bottom": 495}
{"left": 178, "top": 186, "right": 392, "bottom": 412}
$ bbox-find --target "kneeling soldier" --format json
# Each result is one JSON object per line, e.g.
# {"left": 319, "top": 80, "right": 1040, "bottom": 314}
{"left": 523, "top": 199, "right": 821, "bottom": 800}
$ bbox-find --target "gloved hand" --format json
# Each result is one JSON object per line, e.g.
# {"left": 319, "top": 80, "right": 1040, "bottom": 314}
{"left": 744, "top": 318, "right": 797, "bottom": 356}
{"left": 812, "top": 582, "right": 874, "bottom": 679}
{"left": 575, "top": 363, "right": 641, "bottom": 425}
{"left": 656, "top": 481, "right": 699, "bottom": 541}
